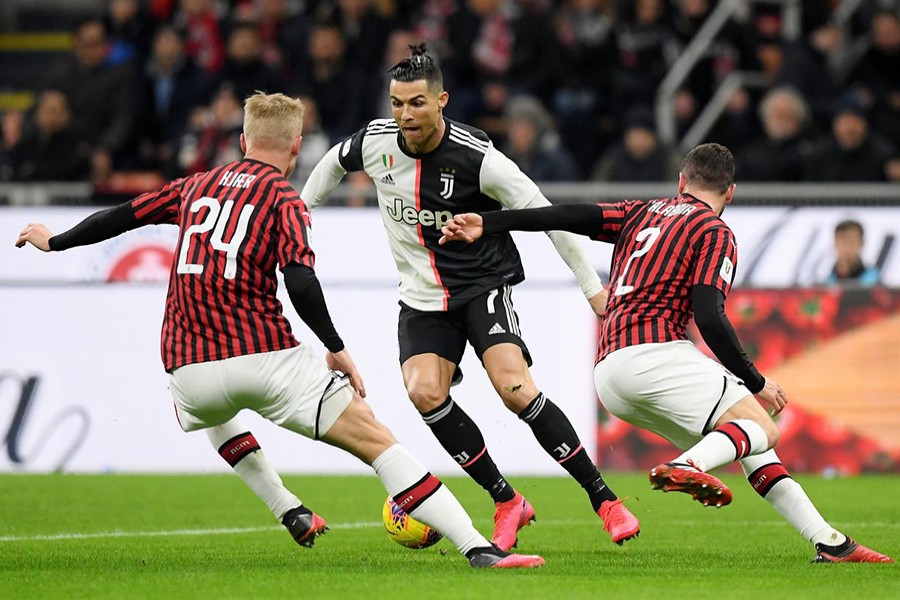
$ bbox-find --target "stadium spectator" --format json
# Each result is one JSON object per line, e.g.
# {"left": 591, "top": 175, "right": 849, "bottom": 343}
{"left": 737, "top": 86, "right": 811, "bottom": 181}
{"left": 105, "top": 0, "right": 156, "bottom": 67}
{"left": 592, "top": 105, "right": 679, "bottom": 182}
{"left": 295, "top": 24, "right": 372, "bottom": 142}
{"left": 179, "top": 0, "right": 225, "bottom": 73}
{"left": 136, "top": 26, "right": 211, "bottom": 173}
{"left": 177, "top": 84, "right": 244, "bottom": 175}
{"left": 254, "top": 0, "right": 311, "bottom": 81}
{"left": 503, "top": 95, "right": 579, "bottom": 181}
{"left": 612, "top": 0, "right": 676, "bottom": 116}
{"left": 824, "top": 219, "right": 881, "bottom": 287}
{"left": 6, "top": 90, "right": 91, "bottom": 182}
{"left": 53, "top": 18, "right": 134, "bottom": 181}
{"left": 552, "top": 0, "right": 617, "bottom": 174}
{"left": 849, "top": 10, "right": 900, "bottom": 149}
{"left": 319, "top": 0, "right": 395, "bottom": 72}
{"left": 213, "top": 22, "right": 287, "bottom": 102}
{"left": 287, "top": 95, "right": 331, "bottom": 185}
{"left": 804, "top": 94, "right": 897, "bottom": 182}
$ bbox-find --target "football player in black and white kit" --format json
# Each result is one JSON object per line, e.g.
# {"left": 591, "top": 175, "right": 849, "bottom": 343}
{"left": 299, "top": 45, "right": 640, "bottom": 550}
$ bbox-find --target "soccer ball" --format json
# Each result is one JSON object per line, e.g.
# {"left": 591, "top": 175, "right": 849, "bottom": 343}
{"left": 382, "top": 497, "right": 443, "bottom": 549}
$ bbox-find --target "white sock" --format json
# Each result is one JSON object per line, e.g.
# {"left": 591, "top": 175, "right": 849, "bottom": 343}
{"left": 372, "top": 444, "right": 489, "bottom": 555}
{"left": 207, "top": 418, "right": 301, "bottom": 520}
{"left": 674, "top": 419, "right": 768, "bottom": 472}
{"left": 741, "top": 449, "right": 846, "bottom": 546}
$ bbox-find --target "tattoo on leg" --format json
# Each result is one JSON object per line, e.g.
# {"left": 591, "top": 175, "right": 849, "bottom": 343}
{"left": 503, "top": 383, "right": 523, "bottom": 394}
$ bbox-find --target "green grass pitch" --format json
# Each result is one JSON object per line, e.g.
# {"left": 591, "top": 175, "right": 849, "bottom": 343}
{"left": 1, "top": 473, "right": 897, "bottom": 599}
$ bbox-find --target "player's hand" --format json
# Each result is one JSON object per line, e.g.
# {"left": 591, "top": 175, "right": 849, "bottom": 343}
{"left": 439, "top": 213, "right": 483, "bottom": 245}
{"left": 754, "top": 378, "right": 787, "bottom": 416}
{"left": 327, "top": 349, "right": 367, "bottom": 398}
{"left": 588, "top": 288, "right": 609, "bottom": 319}
{"left": 15, "top": 223, "right": 54, "bottom": 251}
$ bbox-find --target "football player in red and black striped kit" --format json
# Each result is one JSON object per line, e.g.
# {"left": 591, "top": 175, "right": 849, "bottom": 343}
{"left": 440, "top": 143, "right": 892, "bottom": 564}
{"left": 15, "top": 92, "right": 543, "bottom": 569}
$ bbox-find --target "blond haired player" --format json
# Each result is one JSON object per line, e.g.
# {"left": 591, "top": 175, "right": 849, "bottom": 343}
{"left": 16, "top": 92, "right": 542, "bottom": 569}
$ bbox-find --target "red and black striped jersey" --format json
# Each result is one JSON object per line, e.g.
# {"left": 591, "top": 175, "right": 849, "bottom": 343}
{"left": 129, "top": 158, "right": 314, "bottom": 371}
{"left": 594, "top": 194, "right": 737, "bottom": 362}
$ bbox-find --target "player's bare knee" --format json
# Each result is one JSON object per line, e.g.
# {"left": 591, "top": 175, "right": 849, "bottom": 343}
{"left": 764, "top": 420, "right": 780, "bottom": 449}
{"left": 406, "top": 381, "right": 447, "bottom": 413}
{"left": 494, "top": 379, "right": 537, "bottom": 413}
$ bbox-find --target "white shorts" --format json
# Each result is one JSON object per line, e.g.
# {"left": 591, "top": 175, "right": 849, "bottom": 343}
{"left": 593, "top": 341, "right": 752, "bottom": 450}
{"left": 169, "top": 345, "right": 354, "bottom": 440}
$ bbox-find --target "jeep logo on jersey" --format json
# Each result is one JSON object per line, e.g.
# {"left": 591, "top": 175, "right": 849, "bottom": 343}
{"left": 439, "top": 173, "right": 455, "bottom": 199}
{"left": 386, "top": 198, "right": 452, "bottom": 230}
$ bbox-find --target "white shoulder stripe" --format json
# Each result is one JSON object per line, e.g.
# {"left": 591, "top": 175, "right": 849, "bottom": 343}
{"left": 367, "top": 118, "right": 397, "bottom": 130}
{"left": 449, "top": 124, "right": 489, "bottom": 150}
{"left": 448, "top": 132, "right": 487, "bottom": 154}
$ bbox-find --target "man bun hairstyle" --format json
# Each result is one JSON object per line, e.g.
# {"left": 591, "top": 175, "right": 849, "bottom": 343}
{"left": 682, "top": 143, "right": 735, "bottom": 194}
{"left": 388, "top": 43, "right": 443, "bottom": 92}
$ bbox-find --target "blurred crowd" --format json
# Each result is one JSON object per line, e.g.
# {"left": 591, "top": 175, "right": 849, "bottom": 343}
{"left": 0, "top": 0, "right": 898, "bottom": 191}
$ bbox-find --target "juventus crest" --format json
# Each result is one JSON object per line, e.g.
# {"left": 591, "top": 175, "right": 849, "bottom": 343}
{"left": 439, "top": 172, "right": 455, "bottom": 199}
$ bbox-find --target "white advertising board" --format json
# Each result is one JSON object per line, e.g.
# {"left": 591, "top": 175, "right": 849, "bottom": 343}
{"left": 1, "top": 206, "right": 899, "bottom": 286}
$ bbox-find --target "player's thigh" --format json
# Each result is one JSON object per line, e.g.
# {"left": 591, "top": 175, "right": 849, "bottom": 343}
{"left": 468, "top": 284, "right": 533, "bottom": 368}
{"left": 255, "top": 345, "right": 355, "bottom": 441}
{"left": 169, "top": 360, "right": 239, "bottom": 432}
{"left": 594, "top": 341, "right": 741, "bottom": 450}
{"left": 481, "top": 344, "right": 538, "bottom": 411}
{"left": 398, "top": 302, "right": 467, "bottom": 409}
{"left": 320, "top": 393, "right": 399, "bottom": 465}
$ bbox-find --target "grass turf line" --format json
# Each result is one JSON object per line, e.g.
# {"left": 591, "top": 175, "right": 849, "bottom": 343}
{"left": 0, "top": 473, "right": 897, "bottom": 599}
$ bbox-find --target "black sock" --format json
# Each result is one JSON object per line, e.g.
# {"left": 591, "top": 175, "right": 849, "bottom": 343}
{"left": 520, "top": 393, "right": 617, "bottom": 511}
{"left": 422, "top": 396, "right": 514, "bottom": 503}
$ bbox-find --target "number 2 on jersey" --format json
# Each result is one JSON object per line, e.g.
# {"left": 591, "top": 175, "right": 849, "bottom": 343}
{"left": 613, "top": 226, "right": 661, "bottom": 296}
{"left": 176, "top": 197, "right": 255, "bottom": 279}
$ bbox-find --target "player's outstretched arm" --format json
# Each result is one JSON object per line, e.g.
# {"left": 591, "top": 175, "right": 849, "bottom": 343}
{"left": 15, "top": 223, "right": 54, "bottom": 251}
{"left": 15, "top": 203, "right": 139, "bottom": 252}
{"left": 299, "top": 143, "right": 350, "bottom": 210}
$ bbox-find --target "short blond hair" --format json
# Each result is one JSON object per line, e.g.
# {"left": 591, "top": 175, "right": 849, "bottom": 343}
{"left": 243, "top": 91, "right": 305, "bottom": 150}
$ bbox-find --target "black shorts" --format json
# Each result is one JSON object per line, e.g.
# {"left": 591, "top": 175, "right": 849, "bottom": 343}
{"left": 398, "top": 284, "right": 532, "bottom": 382}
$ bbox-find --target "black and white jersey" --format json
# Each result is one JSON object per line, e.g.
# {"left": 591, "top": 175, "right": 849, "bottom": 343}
{"left": 302, "top": 117, "right": 553, "bottom": 311}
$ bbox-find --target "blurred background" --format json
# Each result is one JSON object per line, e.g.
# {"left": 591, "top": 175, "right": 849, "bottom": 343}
{"left": 0, "top": 0, "right": 897, "bottom": 476}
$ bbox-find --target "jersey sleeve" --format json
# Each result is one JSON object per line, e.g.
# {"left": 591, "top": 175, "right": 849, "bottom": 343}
{"left": 276, "top": 184, "right": 316, "bottom": 270}
{"left": 478, "top": 144, "right": 543, "bottom": 208}
{"left": 336, "top": 125, "right": 367, "bottom": 172}
{"left": 592, "top": 201, "right": 628, "bottom": 244}
{"left": 692, "top": 225, "right": 737, "bottom": 295}
{"left": 130, "top": 176, "right": 187, "bottom": 225}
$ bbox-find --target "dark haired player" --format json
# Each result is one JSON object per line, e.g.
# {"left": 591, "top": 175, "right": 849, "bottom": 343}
{"left": 15, "top": 92, "right": 543, "bottom": 569}
{"left": 299, "top": 44, "right": 639, "bottom": 550}
{"left": 440, "top": 143, "right": 893, "bottom": 564}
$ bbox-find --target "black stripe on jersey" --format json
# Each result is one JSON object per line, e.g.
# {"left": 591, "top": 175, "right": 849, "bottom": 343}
{"left": 248, "top": 174, "right": 280, "bottom": 353}
{"left": 696, "top": 227, "right": 723, "bottom": 282}
{"left": 191, "top": 164, "right": 230, "bottom": 365}
{"left": 227, "top": 162, "right": 271, "bottom": 358}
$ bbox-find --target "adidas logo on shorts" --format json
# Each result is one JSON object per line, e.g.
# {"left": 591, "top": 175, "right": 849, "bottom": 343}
{"left": 380, "top": 173, "right": 395, "bottom": 185}
{"left": 488, "top": 323, "right": 506, "bottom": 335}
